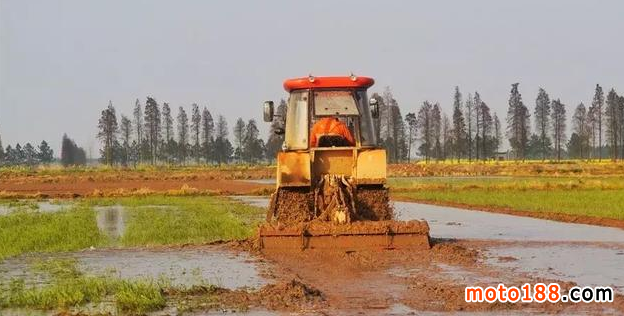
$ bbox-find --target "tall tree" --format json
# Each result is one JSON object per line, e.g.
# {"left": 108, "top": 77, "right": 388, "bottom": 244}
{"left": 23, "top": 143, "right": 38, "bottom": 166}
{"left": 37, "top": 140, "right": 54, "bottom": 164}
{"left": 465, "top": 93, "right": 474, "bottom": 161}
{"left": 493, "top": 113, "right": 502, "bottom": 154}
{"left": 133, "top": 99, "right": 143, "bottom": 162}
{"left": 473, "top": 92, "right": 483, "bottom": 160}
{"left": 479, "top": 102, "right": 493, "bottom": 159}
{"left": 161, "top": 102, "right": 174, "bottom": 163}
{"left": 191, "top": 103, "right": 202, "bottom": 163}
{"left": 144, "top": 97, "right": 161, "bottom": 164}
{"left": 214, "top": 115, "right": 232, "bottom": 165}
{"left": 551, "top": 99, "right": 567, "bottom": 161}
{"left": 97, "top": 101, "right": 118, "bottom": 166}
{"left": 201, "top": 107, "right": 214, "bottom": 163}
{"left": 416, "top": 101, "right": 434, "bottom": 162}
{"left": 605, "top": 89, "right": 621, "bottom": 160}
{"left": 571, "top": 103, "right": 590, "bottom": 159}
{"left": 534, "top": 88, "right": 551, "bottom": 160}
{"left": 506, "top": 83, "right": 531, "bottom": 160}
{"left": 120, "top": 115, "right": 132, "bottom": 166}
{"left": 233, "top": 118, "right": 246, "bottom": 163}
{"left": 431, "top": 103, "right": 442, "bottom": 160}
{"left": 591, "top": 84, "right": 604, "bottom": 160}
{"left": 243, "top": 119, "right": 264, "bottom": 163}
{"left": 452, "top": 86, "right": 466, "bottom": 162}
{"left": 442, "top": 114, "right": 452, "bottom": 160}
{"left": 177, "top": 107, "right": 189, "bottom": 164}
{"left": 405, "top": 112, "right": 417, "bottom": 162}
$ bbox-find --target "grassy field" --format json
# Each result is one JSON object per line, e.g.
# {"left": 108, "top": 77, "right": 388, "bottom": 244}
{"left": 0, "top": 258, "right": 182, "bottom": 313}
{"left": 390, "top": 176, "right": 624, "bottom": 221}
{"left": 0, "top": 196, "right": 265, "bottom": 260}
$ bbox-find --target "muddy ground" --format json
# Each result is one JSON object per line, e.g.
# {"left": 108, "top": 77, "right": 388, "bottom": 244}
{"left": 0, "top": 178, "right": 272, "bottom": 198}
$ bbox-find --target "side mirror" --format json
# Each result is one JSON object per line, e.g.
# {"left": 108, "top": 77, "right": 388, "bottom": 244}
{"left": 263, "top": 101, "right": 274, "bottom": 122}
{"left": 274, "top": 127, "right": 285, "bottom": 135}
{"left": 369, "top": 98, "right": 379, "bottom": 118}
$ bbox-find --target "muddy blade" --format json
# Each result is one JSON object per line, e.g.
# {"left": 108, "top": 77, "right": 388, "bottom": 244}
{"left": 258, "top": 220, "right": 430, "bottom": 251}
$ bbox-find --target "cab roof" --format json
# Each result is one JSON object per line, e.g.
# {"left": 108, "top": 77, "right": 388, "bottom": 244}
{"left": 283, "top": 76, "right": 375, "bottom": 92}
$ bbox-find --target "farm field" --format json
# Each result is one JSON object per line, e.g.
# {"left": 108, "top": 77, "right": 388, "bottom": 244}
{"left": 1, "top": 162, "right": 624, "bottom": 314}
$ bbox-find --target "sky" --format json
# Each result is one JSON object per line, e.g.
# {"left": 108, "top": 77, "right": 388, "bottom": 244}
{"left": 1, "top": 0, "right": 623, "bottom": 156}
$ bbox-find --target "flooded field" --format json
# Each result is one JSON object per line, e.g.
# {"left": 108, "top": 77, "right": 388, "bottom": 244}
{"left": 2, "top": 195, "right": 623, "bottom": 315}
{"left": 0, "top": 246, "right": 268, "bottom": 290}
{"left": 234, "top": 195, "right": 624, "bottom": 299}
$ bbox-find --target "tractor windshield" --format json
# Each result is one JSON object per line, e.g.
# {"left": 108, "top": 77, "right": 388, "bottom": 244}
{"left": 282, "top": 89, "right": 378, "bottom": 150}
{"left": 283, "top": 90, "right": 309, "bottom": 150}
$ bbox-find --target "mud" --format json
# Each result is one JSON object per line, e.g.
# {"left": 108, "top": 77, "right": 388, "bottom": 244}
{"left": 267, "top": 187, "right": 314, "bottom": 225}
{"left": 355, "top": 185, "right": 393, "bottom": 220}
{"left": 0, "top": 178, "right": 271, "bottom": 198}
{"left": 267, "top": 185, "right": 393, "bottom": 226}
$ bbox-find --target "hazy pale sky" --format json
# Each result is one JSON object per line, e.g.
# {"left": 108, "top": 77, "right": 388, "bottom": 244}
{"left": 1, "top": 0, "right": 623, "bottom": 155}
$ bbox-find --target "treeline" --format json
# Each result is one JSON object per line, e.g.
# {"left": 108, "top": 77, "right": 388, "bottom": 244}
{"left": 374, "top": 83, "right": 624, "bottom": 162}
{"left": 97, "top": 97, "right": 271, "bottom": 166}
{"left": 0, "top": 134, "right": 88, "bottom": 167}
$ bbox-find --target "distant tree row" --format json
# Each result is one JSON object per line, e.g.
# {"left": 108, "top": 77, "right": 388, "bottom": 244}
{"left": 372, "top": 83, "right": 624, "bottom": 162}
{"left": 0, "top": 139, "right": 54, "bottom": 166}
{"left": 97, "top": 97, "right": 270, "bottom": 166}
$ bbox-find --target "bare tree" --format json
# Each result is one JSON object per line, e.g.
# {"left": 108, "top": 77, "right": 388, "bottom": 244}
{"left": 417, "top": 101, "right": 434, "bottom": 162}
{"left": 233, "top": 118, "right": 246, "bottom": 163}
{"left": 571, "top": 103, "right": 589, "bottom": 159}
{"left": 405, "top": 112, "right": 417, "bottom": 162}
{"left": 97, "top": 101, "right": 118, "bottom": 166}
{"left": 191, "top": 103, "right": 201, "bottom": 163}
{"left": 551, "top": 99, "right": 566, "bottom": 161}
{"left": 506, "top": 83, "right": 530, "bottom": 161}
{"left": 133, "top": 99, "right": 143, "bottom": 162}
{"left": 452, "top": 86, "right": 466, "bottom": 162}
{"left": 120, "top": 114, "right": 132, "bottom": 165}
{"left": 590, "top": 84, "right": 604, "bottom": 160}
{"left": 177, "top": 106, "right": 189, "bottom": 164}
{"left": 534, "top": 88, "right": 551, "bottom": 160}
{"left": 605, "top": 89, "right": 621, "bottom": 160}
{"left": 465, "top": 93, "right": 474, "bottom": 161}
{"left": 144, "top": 97, "right": 161, "bottom": 164}
{"left": 201, "top": 107, "right": 214, "bottom": 163}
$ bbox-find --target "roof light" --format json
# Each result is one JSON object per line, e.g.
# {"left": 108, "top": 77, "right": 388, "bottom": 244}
{"left": 308, "top": 74, "right": 315, "bottom": 83}
{"left": 350, "top": 73, "right": 357, "bottom": 81}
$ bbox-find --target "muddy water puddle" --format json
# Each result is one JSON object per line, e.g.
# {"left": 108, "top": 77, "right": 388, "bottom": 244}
{"left": 395, "top": 202, "right": 624, "bottom": 242}
{"left": 0, "top": 200, "right": 72, "bottom": 215}
{"left": 486, "top": 243, "right": 624, "bottom": 292}
{"left": 0, "top": 247, "right": 268, "bottom": 289}
{"left": 94, "top": 205, "right": 126, "bottom": 238}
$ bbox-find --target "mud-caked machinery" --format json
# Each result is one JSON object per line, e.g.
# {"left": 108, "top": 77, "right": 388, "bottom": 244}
{"left": 259, "top": 75, "right": 430, "bottom": 250}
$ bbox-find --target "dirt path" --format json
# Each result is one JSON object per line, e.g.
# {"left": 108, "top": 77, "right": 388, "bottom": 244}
{"left": 259, "top": 240, "right": 623, "bottom": 315}
{"left": 0, "top": 178, "right": 272, "bottom": 198}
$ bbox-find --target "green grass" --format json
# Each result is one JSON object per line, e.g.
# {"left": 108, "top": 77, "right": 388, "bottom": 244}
{"left": 0, "top": 196, "right": 264, "bottom": 260}
{"left": 0, "top": 258, "right": 166, "bottom": 313}
{"left": 84, "top": 195, "right": 264, "bottom": 247}
{"left": 391, "top": 177, "right": 624, "bottom": 220}
{"left": 0, "top": 207, "right": 109, "bottom": 261}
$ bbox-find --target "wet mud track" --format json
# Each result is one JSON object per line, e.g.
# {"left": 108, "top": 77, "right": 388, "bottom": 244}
{"left": 235, "top": 196, "right": 624, "bottom": 315}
